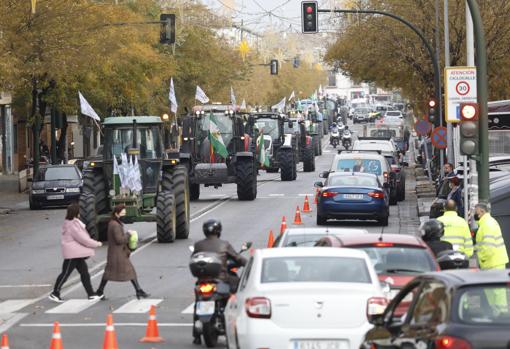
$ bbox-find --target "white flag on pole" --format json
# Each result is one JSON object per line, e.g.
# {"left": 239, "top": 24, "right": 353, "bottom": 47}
{"left": 230, "top": 86, "right": 236, "bottom": 105}
{"left": 169, "top": 78, "right": 178, "bottom": 114}
{"left": 289, "top": 90, "right": 295, "bottom": 100}
{"left": 240, "top": 99, "right": 246, "bottom": 110}
{"left": 133, "top": 156, "right": 143, "bottom": 192}
{"left": 195, "top": 85, "right": 210, "bottom": 104}
{"left": 272, "top": 97, "right": 286, "bottom": 112}
{"left": 78, "top": 91, "right": 100, "bottom": 121}
{"left": 318, "top": 84, "right": 323, "bottom": 96}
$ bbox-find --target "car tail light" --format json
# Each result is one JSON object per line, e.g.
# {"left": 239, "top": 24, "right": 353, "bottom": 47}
{"left": 366, "top": 297, "right": 388, "bottom": 317}
{"left": 435, "top": 336, "right": 472, "bottom": 349}
{"left": 372, "top": 242, "right": 394, "bottom": 247}
{"left": 383, "top": 172, "right": 389, "bottom": 182}
{"left": 245, "top": 297, "right": 271, "bottom": 319}
{"left": 197, "top": 283, "right": 216, "bottom": 297}
{"left": 368, "top": 191, "right": 384, "bottom": 199}
{"left": 321, "top": 191, "right": 338, "bottom": 198}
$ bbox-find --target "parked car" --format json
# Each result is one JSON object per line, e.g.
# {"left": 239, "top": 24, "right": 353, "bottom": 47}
{"left": 314, "top": 233, "right": 439, "bottom": 301}
{"left": 225, "top": 247, "right": 387, "bottom": 349}
{"left": 361, "top": 270, "right": 510, "bottom": 349}
{"left": 272, "top": 227, "right": 369, "bottom": 247}
{"left": 383, "top": 152, "right": 407, "bottom": 201}
{"left": 29, "top": 165, "right": 82, "bottom": 209}
{"left": 315, "top": 172, "right": 390, "bottom": 226}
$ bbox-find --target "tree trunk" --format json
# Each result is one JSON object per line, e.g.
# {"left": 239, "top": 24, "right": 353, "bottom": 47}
{"left": 56, "top": 112, "right": 68, "bottom": 163}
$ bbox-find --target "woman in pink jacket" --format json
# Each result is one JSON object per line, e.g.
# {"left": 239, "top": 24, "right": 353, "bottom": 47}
{"left": 49, "top": 203, "right": 103, "bottom": 302}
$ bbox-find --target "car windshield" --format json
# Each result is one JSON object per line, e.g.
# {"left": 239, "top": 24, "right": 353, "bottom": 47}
{"left": 254, "top": 118, "right": 279, "bottom": 140}
{"left": 355, "top": 108, "right": 370, "bottom": 114}
{"left": 36, "top": 167, "right": 80, "bottom": 181}
{"left": 370, "top": 129, "right": 397, "bottom": 138}
{"left": 328, "top": 175, "right": 378, "bottom": 187}
{"left": 336, "top": 159, "right": 383, "bottom": 175}
{"left": 261, "top": 256, "right": 371, "bottom": 283}
{"left": 109, "top": 126, "right": 161, "bottom": 159}
{"left": 355, "top": 246, "right": 436, "bottom": 274}
{"left": 355, "top": 142, "right": 394, "bottom": 152}
{"left": 386, "top": 111, "right": 401, "bottom": 117}
{"left": 458, "top": 285, "right": 510, "bottom": 324}
{"left": 282, "top": 234, "right": 327, "bottom": 247}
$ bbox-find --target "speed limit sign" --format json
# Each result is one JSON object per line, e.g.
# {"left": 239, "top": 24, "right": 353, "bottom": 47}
{"left": 445, "top": 67, "right": 477, "bottom": 123}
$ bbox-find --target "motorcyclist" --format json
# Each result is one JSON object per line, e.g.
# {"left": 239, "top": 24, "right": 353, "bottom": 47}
{"left": 420, "top": 219, "right": 453, "bottom": 257}
{"left": 193, "top": 219, "right": 247, "bottom": 289}
{"left": 192, "top": 219, "right": 247, "bottom": 345}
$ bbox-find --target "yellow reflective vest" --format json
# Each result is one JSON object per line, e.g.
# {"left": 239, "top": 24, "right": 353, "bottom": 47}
{"left": 475, "top": 213, "right": 509, "bottom": 269}
{"left": 437, "top": 211, "right": 474, "bottom": 258}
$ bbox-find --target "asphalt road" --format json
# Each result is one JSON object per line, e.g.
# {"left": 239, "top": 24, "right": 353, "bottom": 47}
{"left": 0, "top": 120, "right": 420, "bottom": 348}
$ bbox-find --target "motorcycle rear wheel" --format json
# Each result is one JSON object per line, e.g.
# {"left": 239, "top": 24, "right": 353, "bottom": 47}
{"left": 203, "top": 319, "right": 219, "bottom": 348}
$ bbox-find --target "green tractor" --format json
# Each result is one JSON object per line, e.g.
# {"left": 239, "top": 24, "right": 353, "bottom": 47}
{"left": 79, "top": 116, "right": 190, "bottom": 243}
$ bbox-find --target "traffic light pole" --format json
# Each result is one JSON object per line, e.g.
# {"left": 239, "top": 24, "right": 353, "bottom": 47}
{"left": 465, "top": 0, "right": 489, "bottom": 205}
{"left": 318, "top": 9, "right": 442, "bottom": 126}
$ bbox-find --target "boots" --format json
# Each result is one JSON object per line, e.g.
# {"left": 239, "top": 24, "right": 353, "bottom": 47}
{"left": 131, "top": 279, "right": 150, "bottom": 299}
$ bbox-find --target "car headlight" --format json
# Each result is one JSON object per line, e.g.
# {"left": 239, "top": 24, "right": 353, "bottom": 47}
{"left": 66, "top": 188, "right": 81, "bottom": 193}
{"left": 32, "top": 189, "right": 45, "bottom": 194}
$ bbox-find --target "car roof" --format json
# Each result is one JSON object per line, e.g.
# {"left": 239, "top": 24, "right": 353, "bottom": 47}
{"left": 256, "top": 247, "right": 369, "bottom": 259}
{"left": 328, "top": 172, "right": 378, "bottom": 179}
{"left": 103, "top": 116, "right": 162, "bottom": 125}
{"left": 421, "top": 269, "right": 510, "bottom": 287}
{"left": 333, "top": 233, "right": 427, "bottom": 247}
{"left": 40, "top": 164, "right": 78, "bottom": 169}
{"left": 334, "top": 152, "right": 387, "bottom": 160}
{"left": 284, "top": 228, "right": 369, "bottom": 236}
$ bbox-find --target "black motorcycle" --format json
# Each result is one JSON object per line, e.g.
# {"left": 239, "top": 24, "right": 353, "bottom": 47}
{"left": 189, "top": 242, "right": 251, "bottom": 347}
{"left": 342, "top": 130, "right": 352, "bottom": 150}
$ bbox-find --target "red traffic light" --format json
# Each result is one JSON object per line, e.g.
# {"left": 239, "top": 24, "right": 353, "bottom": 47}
{"left": 460, "top": 102, "right": 479, "bottom": 121}
{"left": 306, "top": 6, "right": 314, "bottom": 13}
{"left": 428, "top": 99, "right": 437, "bottom": 108}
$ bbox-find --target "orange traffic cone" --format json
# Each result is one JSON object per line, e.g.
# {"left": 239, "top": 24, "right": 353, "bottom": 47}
{"left": 267, "top": 230, "right": 275, "bottom": 248}
{"left": 279, "top": 216, "right": 287, "bottom": 235}
{"left": 2, "top": 333, "right": 10, "bottom": 349}
{"left": 102, "top": 314, "right": 118, "bottom": 349}
{"left": 293, "top": 206, "right": 303, "bottom": 225}
{"left": 140, "top": 305, "right": 164, "bottom": 343}
{"left": 49, "top": 322, "right": 63, "bottom": 349}
{"left": 303, "top": 195, "right": 312, "bottom": 213}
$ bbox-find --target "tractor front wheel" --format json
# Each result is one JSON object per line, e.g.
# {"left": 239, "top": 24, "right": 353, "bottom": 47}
{"left": 190, "top": 183, "right": 200, "bottom": 201}
{"left": 303, "top": 144, "right": 315, "bottom": 172}
{"left": 156, "top": 191, "right": 177, "bottom": 243}
{"left": 279, "top": 149, "right": 294, "bottom": 181}
{"left": 236, "top": 159, "right": 257, "bottom": 201}
{"left": 171, "top": 166, "right": 190, "bottom": 239}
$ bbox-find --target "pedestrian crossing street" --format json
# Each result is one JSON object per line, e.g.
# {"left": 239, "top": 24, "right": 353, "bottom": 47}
{"left": 0, "top": 298, "right": 195, "bottom": 316}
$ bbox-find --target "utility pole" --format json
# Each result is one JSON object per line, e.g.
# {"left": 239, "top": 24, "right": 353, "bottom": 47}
{"left": 444, "top": 0, "right": 455, "bottom": 165}
{"left": 435, "top": 0, "right": 444, "bottom": 177}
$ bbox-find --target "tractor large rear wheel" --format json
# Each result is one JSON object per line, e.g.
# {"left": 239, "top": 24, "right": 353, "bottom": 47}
{"left": 303, "top": 144, "right": 315, "bottom": 172}
{"left": 157, "top": 191, "right": 176, "bottom": 243}
{"left": 82, "top": 171, "right": 108, "bottom": 214}
{"left": 171, "top": 166, "right": 190, "bottom": 239}
{"left": 236, "top": 159, "right": 257, "bottom": 201}
{"left": 279, "top": 149, "right": 294, "bottom": 181}
{"left": 79, "top": 193, "right": 100, "bottom": 240}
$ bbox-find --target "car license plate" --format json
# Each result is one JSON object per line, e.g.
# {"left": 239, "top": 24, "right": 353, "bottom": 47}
{"left": 47, "top": 195, "right": 64, "bottom": 200}
{"left": 343, "top": 194, "right": 363, "bottom": 200}
{"left": 292, "top": 340, "right": 348, "bottom": 349}
{"left": 196, "top": 301, "right": 215, "bottom": 316}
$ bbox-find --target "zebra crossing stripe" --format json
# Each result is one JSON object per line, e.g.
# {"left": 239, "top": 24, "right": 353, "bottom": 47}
{"left": 113, "top": 299, "right": 162, "bottom": 314}
{"left": 46, "top": 299, "right": 99, "bottom": 314}
{"left": 0, "top": 300, "right": 35, "bottom": 314}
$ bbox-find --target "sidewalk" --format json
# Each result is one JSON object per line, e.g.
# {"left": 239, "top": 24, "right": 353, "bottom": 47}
{"left": 0, "top": 192, "right": 29, "bottom": 214}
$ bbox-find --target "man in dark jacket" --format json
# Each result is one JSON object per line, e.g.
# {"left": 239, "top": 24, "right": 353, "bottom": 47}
{"left": 192, "top": 219, "right": 247, "bottom": 344}
{"left": 420, "top": 219, "right": 453, "bottom": 257}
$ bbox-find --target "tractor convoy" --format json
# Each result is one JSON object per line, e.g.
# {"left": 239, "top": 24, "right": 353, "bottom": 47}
{"left": 79, "top": 103, "right": 324, "bottom": 243}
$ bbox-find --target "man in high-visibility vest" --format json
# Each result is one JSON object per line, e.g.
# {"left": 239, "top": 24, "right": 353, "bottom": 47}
{"left": 474, "top": 203, "right": 509, "bottom": 315}
{"left": 437, "top": 200, "right": 473, "bottom": 258}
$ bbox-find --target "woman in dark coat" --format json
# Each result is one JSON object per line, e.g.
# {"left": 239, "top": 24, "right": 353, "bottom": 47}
{"left": 96, "top": 204, "right": 149, "bottom": 299}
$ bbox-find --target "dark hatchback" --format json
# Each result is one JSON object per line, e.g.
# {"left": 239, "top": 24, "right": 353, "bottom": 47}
{"left": 361, "top": 270, "right": 510, "bottom": 349}
{"left": 29, "top": 165, "right": 82, "bottom": 209}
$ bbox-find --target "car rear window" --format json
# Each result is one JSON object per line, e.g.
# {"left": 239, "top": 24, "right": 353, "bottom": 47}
{"left": 458, "top": 286, "right": 510, "bottom": 324}
{"left": 370, "top": 129, "right": 396, "bottom": 138}
{"left": 336, "top": 159, "right": 383, "bottom": 175}
{"left": 36, "top": 167, "right": 80, "bottom": 181}
{"left": 282, "top": 234, "right": 326, "bottom": 247}
{"left": 328, "top": 175, "right": 377, "bottom": 187}
{"left": 261, "top": 256, "right": 371, "bottom": 283}
{"left": 386, "top": 111, "right": 401, "bottom": 117}
{"left": 355, "top": 246, "right": 436, "bottom": 274}
{"left": 355, "top": 142, "right": 394, "bottom": 152}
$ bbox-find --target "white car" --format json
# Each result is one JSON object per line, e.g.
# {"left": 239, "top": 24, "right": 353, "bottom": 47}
{"left": 353, "top": 138, "right": 398, "bottom": 154}
{"left": 225, "top": 247, "right": 387, "bottom": 349}
{"left": 273, "top": 227, "right": 369, "bottom": 247}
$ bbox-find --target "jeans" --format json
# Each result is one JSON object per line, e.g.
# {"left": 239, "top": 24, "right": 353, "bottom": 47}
{"left": 53, "top": 258, "right": 94, "bottom": 297}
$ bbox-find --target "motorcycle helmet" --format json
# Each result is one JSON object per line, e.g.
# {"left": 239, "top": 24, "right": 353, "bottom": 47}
{"left": 344, "top": 125, "right": 349, "bottom": 130}
{"left": 203, "top": 219, "right": 222, "bottom": 237}
{"left": 419, "top": 219, "right": 444, "bottom": 241}
{"left": 332, "top": 122, "right": 337, "bottom": 127}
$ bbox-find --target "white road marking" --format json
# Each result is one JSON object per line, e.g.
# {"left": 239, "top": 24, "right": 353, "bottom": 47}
{"left": 0, "top": 284, "right": 51, "bottom": 288}
{"left": 20, "top": 322, "right": 192, "bottom": 327}
{"left": 269, "top": 194, "right": 284, "bottom": 197}
{"left": 298, "top": 194, "right": 314, "bottom": 197}
{"left": 0, "top": 313, "right": 28, "bottom": 333}
{"left": 181, "top": 302, "right": 195, "bottom": 314}
{"left": 0, "top": 300, "right": 35, "bottom": 314}
{"left": 113, "top": 299, "right": 163, "bottom": 314}
{"left": 46, "top": 299, "right": 99, "bottom": 314}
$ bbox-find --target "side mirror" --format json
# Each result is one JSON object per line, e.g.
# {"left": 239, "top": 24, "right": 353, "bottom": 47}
{"left": 319, "top": 171, "right": 330, "bottom": 178}
{"left": 314, "top": 181, "right": 324, "bottom": 188}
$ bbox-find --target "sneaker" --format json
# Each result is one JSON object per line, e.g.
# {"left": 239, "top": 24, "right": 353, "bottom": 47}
{"left": 88, "top": 294, "right": 104, "bottom": 301}
{"left": 48, "top": 293, "right": 64, "bottom": 303}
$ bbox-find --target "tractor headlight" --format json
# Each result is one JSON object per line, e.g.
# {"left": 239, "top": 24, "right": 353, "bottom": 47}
{"left": 109, "top": 190, "right": 116, "bottom": 196}
{"left": 66, "top": 188, "right": 81, "bottom": 193}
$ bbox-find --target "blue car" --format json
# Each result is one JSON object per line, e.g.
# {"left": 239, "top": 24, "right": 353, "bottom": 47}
{"left": 315, "top": 172, "right": 390, "bottom": 226}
